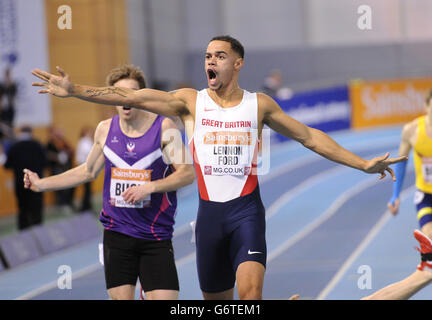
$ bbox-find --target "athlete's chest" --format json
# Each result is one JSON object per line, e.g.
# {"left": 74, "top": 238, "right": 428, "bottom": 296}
{"left": 414, "top": 125, "right": 432, "bottom": 156}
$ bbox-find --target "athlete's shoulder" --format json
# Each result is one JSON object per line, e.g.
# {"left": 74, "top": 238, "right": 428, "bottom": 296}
{"left": 256, "top": 92, "right": 280, "bottom": 112}
{"left": 169, "top": 88, "right": 198, "bottom": 115}
{"left": 161, "top": 116, "right": 182, "bottom": 131}
{"left": 94, "top": 118, "right": 112, "bottom": 146}
{"left": 96, "top": 118, "right": 112, "bottom": 131}
{"left": 403, "top": 117, "right": 420, "bottom": 133}
{"left": 170, "top": 87, "right": 198, "bottom": 101}
{"left": 401, "top": 117, "right": 420, "bottom": 143}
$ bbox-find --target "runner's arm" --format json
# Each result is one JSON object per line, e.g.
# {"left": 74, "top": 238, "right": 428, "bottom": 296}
{"left": 260, "top": 93, "right": 407, "bottom": 179}
{"left": 121, "top": 118, "right": 195, "bottom": 204}
{"left": 31, "top": 67, "right": 191, "bottom": 117}
{"left": 157, "top": 117, "right": 195, "bottom": 191}
{"left": 389, "top": 123, "right": 413, "bottom": 205}
{"left": 23, "top": 123, "right": 106, "bottom": 192}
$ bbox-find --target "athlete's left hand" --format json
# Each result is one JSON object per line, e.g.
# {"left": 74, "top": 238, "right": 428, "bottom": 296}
{"left": 122, "top": 183, "right": 156, "bottom": 205}
{"left": 363, "top": 153, "right": 408, "bottom": 181}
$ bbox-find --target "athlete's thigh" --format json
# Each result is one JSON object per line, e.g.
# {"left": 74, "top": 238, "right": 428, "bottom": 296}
{"left": 103, "top": 230, "right": 140, "bottom": 290}
{"left": 228, "top": 211, "right": 267, "bottom": 274}
{"left": 108, "top": 284, "right": 136, "bottom": 300}
{"left": 195, "top": 211, "right": 236, "bottom": 293}
{"left": 144, "top": 289, "right": 179, "bottom": 300}
{"left": 138, "top": 239, "right": 179, "bottom": 293}
{"left": 202, "top": 288, "right": 234, "bottom": 300}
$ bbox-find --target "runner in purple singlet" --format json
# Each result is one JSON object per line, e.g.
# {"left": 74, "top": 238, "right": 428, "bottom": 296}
{"left": 24, "top": 64, "right": 195, "bottom": 300}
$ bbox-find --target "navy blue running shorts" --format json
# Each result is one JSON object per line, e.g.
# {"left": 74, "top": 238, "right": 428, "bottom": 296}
{"left": 195, "top": 186, "right": 267, "bottom": 293}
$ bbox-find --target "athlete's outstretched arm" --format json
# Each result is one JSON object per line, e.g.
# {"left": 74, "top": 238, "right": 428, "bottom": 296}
{"left": 361, "top": 269, "right": 432, "bottom": 300}
{"left": 23, "top": 121, "right": 106, "bottom": 192}
{"left": 121, "top": 118, "right": 195, "bottom": 204}
{"left": 260, "top": 93, "right": 408, "bottom": 180}
{"left": 31, "top": 66, "right": 192, "bottom": 117}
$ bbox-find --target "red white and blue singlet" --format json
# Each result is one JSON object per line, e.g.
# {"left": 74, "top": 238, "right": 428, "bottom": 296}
{"left": 189, "top": 89, "right": 267, "bottom": 293}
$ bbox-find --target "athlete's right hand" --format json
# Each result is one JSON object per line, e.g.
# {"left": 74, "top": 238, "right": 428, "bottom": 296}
{"left": 31, "top": 66, "right": 73, "bottom": 97}
{"left": 23, "top": 169, "right": 42, "bottom": 192}
{"left": 387, "top": 198, "right": 400, "bottom": 216}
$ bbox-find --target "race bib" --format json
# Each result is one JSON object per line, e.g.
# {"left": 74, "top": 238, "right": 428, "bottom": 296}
{"left": 421, "top": 157, "right": 432, "bottom": 183}
{"left": 202, "top": 131, "right": 254, "bottom": 176}
{"left": 110, "top": 168, "right": 151, "bottom": 208}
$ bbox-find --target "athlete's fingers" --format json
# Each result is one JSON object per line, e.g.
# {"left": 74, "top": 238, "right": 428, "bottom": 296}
{"left": 31, "top": 69, "right": 51, "bottom": 81}
{"left": 386, "top": 167, "right": 395, "bottom": 181}
{"left": 122, "top": 191, "right": 131, "bottom": 202}
{"left": 122, "top": 188, "right": 136, "bottom": 202}
{"left": 56, "top": 66, "right": 66, "bottom": 77}
{"left": 385, "top": 155, "right": 408, "bottom": 165}
{"left": 387, "top": 202, "right": 399, "bottom": 215}
{"left": 32, "top": 82, "right": 48, "bottom": 87}
{"left": 377, "top": 153, "right": 389, "bottom": 162}
{"left": 387, "top": 203, "right": 394, "bottom": 214}
{"left": 23, "top": 175, "right": 29, "bottom": 188}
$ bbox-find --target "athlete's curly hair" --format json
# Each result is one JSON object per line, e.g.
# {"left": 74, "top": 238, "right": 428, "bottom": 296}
{"left": 106, "top": 64, "right": 146, "bottom": 89}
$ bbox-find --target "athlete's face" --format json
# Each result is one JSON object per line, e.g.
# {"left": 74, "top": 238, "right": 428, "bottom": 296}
{"left": 205, "top": 40, "right": 243, "bottom": 91}
{"left": 114, "top": 78, "right": 140, "bottom": 120}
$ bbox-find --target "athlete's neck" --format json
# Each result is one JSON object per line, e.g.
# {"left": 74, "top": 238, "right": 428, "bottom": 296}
{"left": 119, "top": 112, "right": 157, "bottom": 137}
{"left": 208, "top": 85, "right": 243, "bottom": 108}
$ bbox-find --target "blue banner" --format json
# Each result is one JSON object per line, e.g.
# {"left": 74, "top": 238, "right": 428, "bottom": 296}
{"left": 272, "top": 85, "right": 351, "bottom": 143}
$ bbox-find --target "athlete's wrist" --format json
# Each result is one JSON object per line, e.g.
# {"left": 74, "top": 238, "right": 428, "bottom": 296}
{"left": 389, "top": 194, "right": 399, "bottom": 204}
{"left": 33, "top": 179, "right": 44, "bottom": 192}
{"left": 146, "top": 181, "right": 157, "bottom": 194}
{"left": 358, "top": 158, "right": 369, "bottom": 172}
{"left": 69, "top": 83, "right": 79, "bottom": 97}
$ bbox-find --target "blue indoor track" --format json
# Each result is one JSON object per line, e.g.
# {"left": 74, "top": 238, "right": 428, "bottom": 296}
{"left": 1, "top": 125, "right": 430, "bottom": 300}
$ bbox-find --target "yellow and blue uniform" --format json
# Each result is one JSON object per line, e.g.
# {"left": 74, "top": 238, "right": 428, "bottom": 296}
{"left": 412, "top": 116, "right": 432, "bottom": 228}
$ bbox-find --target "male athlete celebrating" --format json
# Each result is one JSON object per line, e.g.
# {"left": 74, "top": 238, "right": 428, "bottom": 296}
{"left": 26, "top": 64, "right": 195, "bottom": 300}
{"left": 32, "top": 36, "right": 407, "bottom": 300}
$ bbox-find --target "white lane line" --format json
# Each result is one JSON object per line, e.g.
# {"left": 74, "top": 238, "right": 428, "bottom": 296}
{"left": 265, "top": 146, "right": 400, "bottom": 221}
{"left": 267, "top": 175, "right": 386, "bottom": 262}
{"left": 17, "top": 251, "right": 197, "bottom": 300}
{"left": 316, "top": 184, "right": 416, "bottom": 300}
{"left": 15, "top": 263, "right": 102, "bottom": 300}
{"left": 175, "top": 252, "right": 196, "bottom": 268}
{"left": 265, "top": 166, "right": 344, "bottom": 220}
{"left": 260, "top": 136, "right": 399, "bottom": 185}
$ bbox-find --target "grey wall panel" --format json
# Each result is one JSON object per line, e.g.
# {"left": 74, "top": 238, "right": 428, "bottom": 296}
{"left": 187, "top": 42, "right": 432, "bottom": 92}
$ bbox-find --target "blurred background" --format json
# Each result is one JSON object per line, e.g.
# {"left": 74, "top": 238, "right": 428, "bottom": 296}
{"left": 0, "top": 0, "right": 431, "bottom": 299}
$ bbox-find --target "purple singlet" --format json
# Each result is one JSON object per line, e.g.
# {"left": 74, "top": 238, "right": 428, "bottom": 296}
{"left": 99, "top": 115, "right": 177, "bottom": 240}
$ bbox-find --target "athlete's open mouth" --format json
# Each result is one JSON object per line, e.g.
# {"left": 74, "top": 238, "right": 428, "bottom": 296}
{"left": 208, "top": 69, "right": 217, "bottom": 80}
